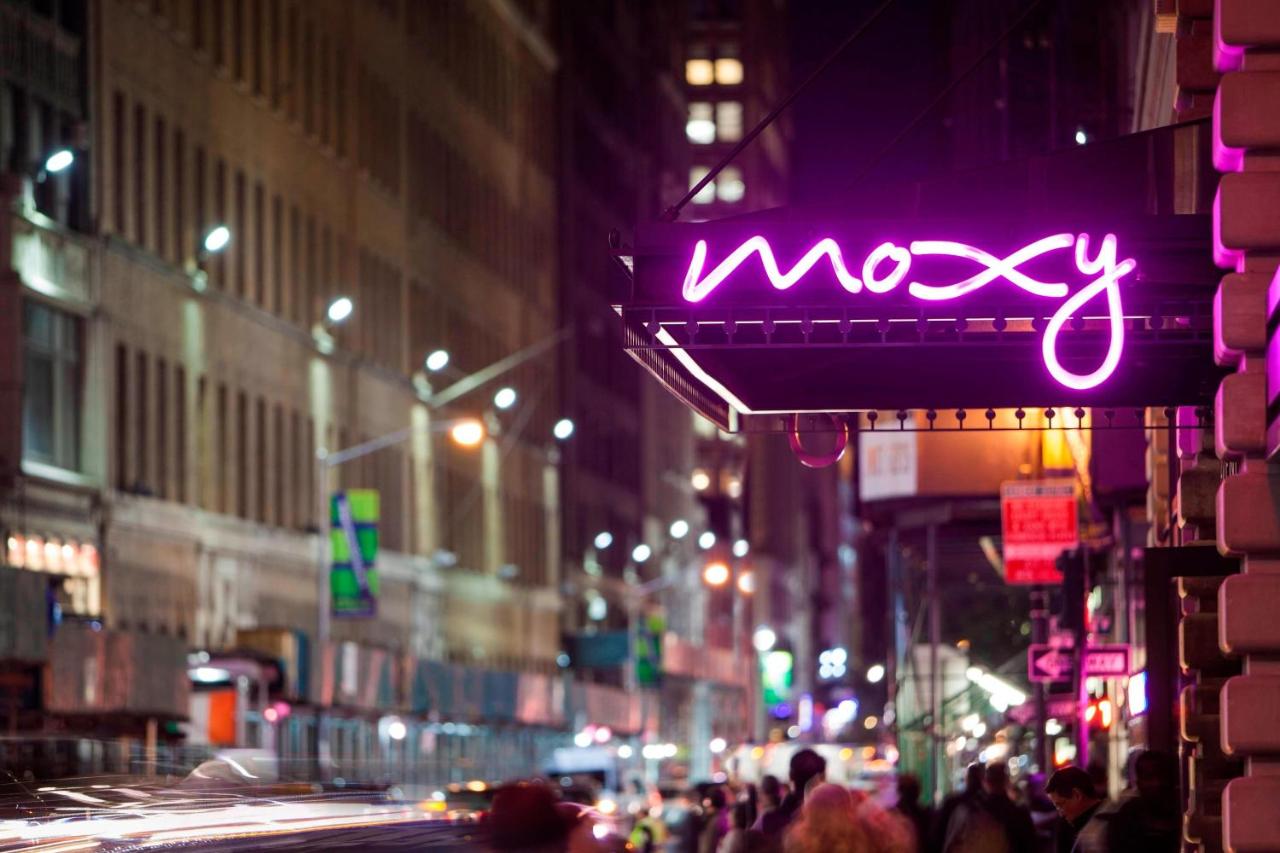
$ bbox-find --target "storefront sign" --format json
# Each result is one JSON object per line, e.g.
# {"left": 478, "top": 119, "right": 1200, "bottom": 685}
{"left": 1000, "top": 479, "right": 1078, "bottom": 584}
{"left": 622, "top": 212, "right": 1218, "bottom": 424}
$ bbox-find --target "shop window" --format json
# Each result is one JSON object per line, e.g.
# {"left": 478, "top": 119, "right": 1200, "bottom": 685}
{"left": 717, "top": 166, "right": 745, "bottom": 203}
{"left": 22, "top": 301, "right": 82, "bottom": 472}
{"left": 716, "top": 101, "right": 743, "bottom": 142}
{"left": 686, "top": 102, "right": 715, "bottom": 145}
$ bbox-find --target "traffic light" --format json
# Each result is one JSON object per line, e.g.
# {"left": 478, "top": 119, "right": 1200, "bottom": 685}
{"left": 1084, "top": 695, "right": 1114, "bottom": 730}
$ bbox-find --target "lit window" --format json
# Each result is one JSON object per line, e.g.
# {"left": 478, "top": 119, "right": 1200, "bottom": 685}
{"left": 686, "top": 59, "right": 714, "bottom": 86}
{"left": 717, "top": 166, "right": 745, "bottom": 203}
{"left": 689, "top": 167, "right": 716, "bottom": 204}
{"left": 687, "top": 102, "right": 716, "bottom": 144}
{"left": 715, "top": 57, "right": 743, "bottom": 85}
{"left": 716, "top": 102, "right": 743, "bottom": 142}
{"left": 23, "top": 301, "right": 82, "bottom": 471}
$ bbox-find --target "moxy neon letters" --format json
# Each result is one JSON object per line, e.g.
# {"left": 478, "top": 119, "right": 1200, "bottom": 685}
{"left": 680, "top": 233, "right": 1136, "bottom": 391}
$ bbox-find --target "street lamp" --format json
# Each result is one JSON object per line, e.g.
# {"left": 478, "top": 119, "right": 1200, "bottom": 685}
{"left": 494, "top": 387, "right": 517, "bottom": 410}
{"left": 737, "top": 570, "right": 755, "bottom": 595}
{"left": 702, "top": 560, "right": 730, "bottom": 587}
{"left": 733, "top": 539, "right": 749, "bottom": 558}
{"left": 698, "top": 531, "right": 716, "bottom": 550}
{"left": 326, "top": 296, "right": 353, "bottom": 324}
{"left": 449, "top": 419, "right": 486, "bottom": 448}
{"left": 202, "top": 224, "right": 232, "bottom": 255}
{"left": 425, "top": 349, "right": 450, "bottom": 372}
{"left": 43, "top": 148, "right": 74, "bottom": 175}
{"left": 753, "top": 626, "right": 777, "bottom": 652}
{"left": 553, "top": 418, "right": 575, "bottom": 440}
{"left": 867, "top": 663, "right": 886, "bottom": 684}
{"left": 631, "top": 544, "right": 652, "bottom": 563}
{"left": 669, "top": 519, "right": 689, "bottom": 539}
{"left": 594, "top": 531, "right": 614, "bottom": 550}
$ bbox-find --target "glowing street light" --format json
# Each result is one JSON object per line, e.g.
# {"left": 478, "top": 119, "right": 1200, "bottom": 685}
{"left": 709, "top": 737, "right": 727, "bottom": 754}
{"left": 691, "top": 469, "right": 711, "bottom": 491}
{"left": 202, "top": 225, "right": 231, "bottom": 254}
{"left": 326, "top": 296, "right": 353, "bottom": 324}
{"left": 702, "top": 560, "right": 730, "bottom": 587}
{"left": 43, "top": 148, "right": 74, "bottom": 174}
{"left": 752, "top": 626, "right": 777, "bottom": 652}
{"left": 553, "top": 418, "right": 575, "bottom": 440}
{"left": 631, "top": 544, "right": 652, "bottom": 563}
{"left": 669, "top": 519, "right": 689, "bottom": 539}
{"left": 866, "top": 663, "right": 886, "bottom": 684}
{"left": 733, "top": 538, "right": 749, "bottom": 558}
{"left": 450, "top": 419, "right": 486, "bottom": 448}
{"left": 698, "top": 531, "right": 716, "bottom": 550}
{"left": 493, "top": 387, "right": 517, "bottom": 410}
{"left": 425, "top": 349, "right": 450, "bottom": 372}
{"left": 737, "top": 570, "right": 755, "bottom": 595}
{"left": 593, "top": 531, "right": 613, "bottom": 550}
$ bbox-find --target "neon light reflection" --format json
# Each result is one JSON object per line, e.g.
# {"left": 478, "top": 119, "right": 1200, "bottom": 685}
{"left": 680, "top": 232, "right": 1136, "bottom": 392}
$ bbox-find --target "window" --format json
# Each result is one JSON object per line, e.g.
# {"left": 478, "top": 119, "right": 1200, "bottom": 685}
{"left": 176, "top": 366, "right": 187, "bottom": 503}
{"left": 135, "top": 351, "right": 149, "bottom": 491}
{"left": 271, "top": 195, "right": 283, "bottom": 314}
{"left": 114, "top": 344, "right": 127, "bottom": 487}
{"left": 716, "top": 101, "right": 743, "bottom": 142}
{"left": 236, "top": 390, "right": 247, "bottom": 517}
{"left": 232, "top": 0, "right": 245, "bottom": 81}
{"left": 251, "top": 0, "right": 263, "bottom": 95}
{"left": 156, "top": 358, "right": 168, "bottom": 499}
{"left": 715, "top": 57, "right": 744, "bottom": 85}
{"left": 234, "top": 170, "right": 245, "bottom": 296}
{"left": 194, "top": 146, "right": 206, "bottom": 252}
{"left": 274, "top": 405, "right": 286, "bottom": 526}
{"left": 213, "top": 0, "right": 226, "bottom": 69}
{"left": 718, "top": 165, "right": 745, "bottom": 203}
{"left": 112, "top": 92, "right": 125, "bottom": 235}
{"left": 256, "top": 396, "right": 267, "bottom": 523}
{"left": 174, "top": 129, "right": 186, "bottom": 264}
{"left": 217, "top": 384, "right": 228, "bottom": 513}
{"left": 23, "top": 301, "right": 82, "bottom": 471}
{"left": 154, "top": 116, "right": 167, "bottom": 260}
{"left": 686, "top": 102, "right": 715, "bottom": 144}
{"left": 134, "top": 104, "right": 147, "bottom": 247}
{"left": 685, "top": 58, "right": 714, "bottom": 86}
{"left": 689, "top": 167, "right": 715, "bottom": 204}
{"left": 269, "top": 0, "right": 282, "bottom": 109}
{"left": 253, "top": 181, "right": 264, "bottom": 304}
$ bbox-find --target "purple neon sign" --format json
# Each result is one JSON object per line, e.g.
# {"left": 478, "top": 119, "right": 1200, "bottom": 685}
{"left": 680, "top": 233, "right": 1136, "bottom": 391}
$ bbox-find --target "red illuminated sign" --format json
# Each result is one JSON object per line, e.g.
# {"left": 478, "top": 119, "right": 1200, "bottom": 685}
{"left": 1000, "top": 479, "right": 1078, "bottom": 585}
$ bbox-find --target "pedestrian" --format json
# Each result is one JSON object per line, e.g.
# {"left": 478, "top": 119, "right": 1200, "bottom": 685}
{"left": 699, "top": 787, "right": 729, "bottom": 853}
{"left": 755, "top": 749, "right": 825, "bottom": 840}
{"left": 719, "top": 801, "right": 767, "bottom": 853}
{"left": 1045, "top": 766, "right": 1105, "bottom": 853}
{"left": 933, "top": 763, "right": 984, "bottom": 852}
{"left": 1102, "top": 750, "right": 1179, "bottom": 851}
{"left": 892, "top": 774, "right": 932, "bottom": 852}
{"left": 982, "top": 763, "right": 1037, "bottom": 853}
{"left": 485, "top": 782, "right": 581, "bottom": 852}
{"left": 783, "top": 782, "right": 869, "bottom": 853}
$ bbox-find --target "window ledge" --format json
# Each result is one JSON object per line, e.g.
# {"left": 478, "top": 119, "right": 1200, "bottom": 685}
{"left": 21, "top": 459, "right": 99, "bottom": 492}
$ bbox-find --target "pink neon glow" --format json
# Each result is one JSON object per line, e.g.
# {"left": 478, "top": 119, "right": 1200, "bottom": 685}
{"left": 678, "top": 232, "right": 1137, "bottom": 391}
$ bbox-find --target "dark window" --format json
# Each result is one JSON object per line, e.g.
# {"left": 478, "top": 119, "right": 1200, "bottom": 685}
{"left": 305, "top": 418, "right": 315, "bottom": 529}
{"left": 194, "top": 146, "right": 206, "bottom": 251}
{"left": 270, "top": 0, "right": 283, "bottom": 109}
{"left": 251, "top": 0, "right": 263, "bottom": 95}
{"left": 213, "top": 0, "right": 226, "bottom": 68}
{"left": 112, "top": 92, "right": 125, "bottom": 235}
{"left": 176, "top": 366, "right": 187, "bottom": 503}
{"left": 135, "top": 351, "right": 148, "bottom": 491}
{"left": 214, "top": 158, "right": 227, "bottom": 288}
{"left": 234, "top": 171, "right": 246, "bottom": 296}
{"left": 156, "top": 358, "right": 168, "bottom": 499}
{"left": 289, "top": 204, "right": 301, "bottom": 324}
{"left": 174, "top": 129, "right": 186, "bottom": 264}
{"left": 335, "top": 45, "right": 346, "bottom": 156}
{"left": 154, "top": 115, "right": 167, "bottom": 260}
{"left": 115, "top": 344, "right": 127, "bottom": 487}
{"left": 236, "top": 390, "right": 247, "bottom": 517}
{"left": 287, "top": 3, "right": 300, "bottom": 121}
{"left": 232, "top": 0, "right": 244, "bottom": 80}
{"left": 271, "top": 195, "right": 283, "bottom": 314}
{"left": 193, "top": 0, "right": 207, "bottom": 52}
{"left": 217, "top": 384, "right": 228, "bottom": 513}
{"left": 292, "top": 410, "right": 303, "bottom": 527}
{"left": 303, "top": 19, "right": 315, "bottom": 135}
{"left": 22, "top": 301, "right": 82, "bottom": 472}
{"left": 256, "top": 396, "right": 267, "bottom": 523}
{"left": 274, "top": 404, "right": 285, "bottom": 526}
{"left": 305, "top": 216, "right": 316, "bottom": 324}
{"left": 253, "top": 182, "right": 264, "bottom": 304}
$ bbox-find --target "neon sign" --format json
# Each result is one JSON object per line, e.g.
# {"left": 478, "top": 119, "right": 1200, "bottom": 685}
{"left": 680, "top": 233, "right": 1136, "bottom": 391}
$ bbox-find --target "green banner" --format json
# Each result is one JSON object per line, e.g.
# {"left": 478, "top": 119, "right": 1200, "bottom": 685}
{"left": 635, "top": 613, "right": 665, "bottom": 686}
{"left": 330, "top": 489, "right": 379, "bottom": 617}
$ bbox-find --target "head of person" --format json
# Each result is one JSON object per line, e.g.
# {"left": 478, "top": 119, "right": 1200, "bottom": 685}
{"left": 789, "top": 748, "right": 827, "bottom": 798}
{"left": 984, "top": 763, "right": 1011, "bottom": 798}
{"left": 788, "top": 784, "right": 868, "bottom": 852}
{"left": 964, "top": 762, "right": 985, "bottom": 794}
{"left": 760, "top": 774, "right": 783, "bottom": 809}
{"left": 896, "top": 774, "right": 922, "bottom": 809}
{"left": 487, "top": 782, "right": 578, "bottom": 851}
{"left": 704, "top": 786, "right": 727, "bottom": 814}
{"left": 1046, "top": 766, "right": 1102, "bottom": 822}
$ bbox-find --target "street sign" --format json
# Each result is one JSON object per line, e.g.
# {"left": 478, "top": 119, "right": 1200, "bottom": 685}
{"left": 1027, "top": 643, "right": 1132, "bottom": 681}
{"left": 1083, "top": 644, "right": 1131, "bottom": 677}
{"left": 1001, "top": 479, "right": 1078, "bottom": 585}
{"left": 1028, "top": 644, "right": 1074, "bottom": 682}
{"left": 330, "top": 489, "right": 380, "bottom": 617}
{"left": 1009, "top": 695, "right": 1077, "bottom": 726}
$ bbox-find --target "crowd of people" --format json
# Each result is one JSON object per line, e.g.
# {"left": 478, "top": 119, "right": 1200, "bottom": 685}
{"left": 482, "top": 747, "right": 1180, "bottom": 852}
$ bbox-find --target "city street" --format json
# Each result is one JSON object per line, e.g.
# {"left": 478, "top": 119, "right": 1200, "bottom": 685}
{"left": 1, "top": 0, "right": 1277, "bottom": 850}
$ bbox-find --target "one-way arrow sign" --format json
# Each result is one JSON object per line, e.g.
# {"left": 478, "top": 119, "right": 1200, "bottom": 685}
{"left": 1028, "top": 645, "right": 1074, "bottom": 682}
{"left": 1027, "top": 643, "right": 1132, "bottom": 682}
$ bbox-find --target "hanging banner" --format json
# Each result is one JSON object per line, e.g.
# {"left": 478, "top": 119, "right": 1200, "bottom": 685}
{"left": 1000, "top": 479, "right": 1077, "bottom": 584}
{"left": 330, "top": 489, "right": 379, "bottom": 617}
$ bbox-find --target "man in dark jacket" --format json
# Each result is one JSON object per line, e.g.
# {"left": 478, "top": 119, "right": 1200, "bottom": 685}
{"left": 1046, "top": 766, "right": 1106, "bottom": 853}
{"left": 983, "top": 763, "right": 1038, "bottom": 853}
{"left": 934, "top": 763, "right": 985, "bottom": 851}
